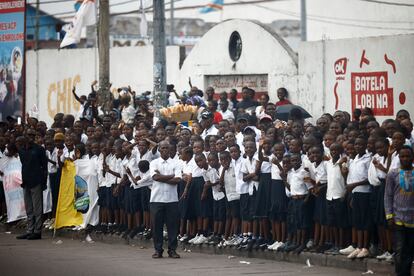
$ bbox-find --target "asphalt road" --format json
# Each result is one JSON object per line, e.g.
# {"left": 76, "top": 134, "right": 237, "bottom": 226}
{"left": 0, "top": 232, "right": 360, "bottom": 276}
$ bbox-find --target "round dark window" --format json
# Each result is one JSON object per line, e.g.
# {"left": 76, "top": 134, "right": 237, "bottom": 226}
{"left": 229, "top": 31, "right": 242, "bottom": 62}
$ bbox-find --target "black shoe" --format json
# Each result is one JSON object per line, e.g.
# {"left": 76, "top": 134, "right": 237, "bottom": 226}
{"left": 284, "top": 243, "right": 299, "bottom": 252}
{"left": 128, "top": 228, "right": 140, "bottom": 239}
{"left": 27, "top": 233, "right": 41, "bottom": 240}
{"left": 293, "top": 244, "right": 306, "bottom": 254}
{"left": 247, "top": 238, "right": 255, "bottom": 252}
{"left": 144, "top": 229, "right": 152, "bottom": 240}
{"left": 152, "top": 251, "right": 163, "bottom": 258}
{"left": 168, "top": 250, "right": 180, "bottom": 258}
{"left": 16, "top": 233, "right": 30, "bottom": 240}
{"left": 121, "top": 229, "right": 131, "bottom": 239}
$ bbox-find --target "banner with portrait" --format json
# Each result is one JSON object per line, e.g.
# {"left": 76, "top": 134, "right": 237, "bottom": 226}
{"left": 0, "top": 0, "right": 25, "bottom": 121}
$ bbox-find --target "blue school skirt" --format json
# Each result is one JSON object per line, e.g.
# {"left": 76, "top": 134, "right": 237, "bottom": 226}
{"left": 370, "top": 179, "right": 386, "bottom": 226}
{"left": 313, "top": 185, "right": 328, "bottom": 225}
{"left": 269, "top": 179, "right": 288, "bottom": 222}
{"left": 178, "top": 180, "right": 190, "bottom": 220}
{"left": 254, "top": 173, "right": 272, "bottom": 218}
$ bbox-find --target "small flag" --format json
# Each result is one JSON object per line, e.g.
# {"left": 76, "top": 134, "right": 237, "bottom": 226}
{"left": 60, "top": 0, "right": 97, "bottom": 48}
{"left": 74, "top": 0, "right": 83, "bottom": 12}
{"left": 200, "top": 0, "right": 224, "bottom": 14}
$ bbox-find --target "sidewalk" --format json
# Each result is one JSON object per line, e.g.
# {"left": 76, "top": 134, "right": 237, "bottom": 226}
{"left": 1, "top": 222, "right": 407, "bottom": 275}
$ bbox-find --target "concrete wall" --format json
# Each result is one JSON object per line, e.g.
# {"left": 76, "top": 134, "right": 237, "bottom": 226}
{"left": 177, "top": 19, "right": 298, "bottom": 100}
{"left": 25, "top": 19, "right": 414, "bottom": 125}
{"left": 297, "top": 34, "right": 414, "bottom": 121}
{"left": 26, "top": 46, "right": 181, "bottom": 125}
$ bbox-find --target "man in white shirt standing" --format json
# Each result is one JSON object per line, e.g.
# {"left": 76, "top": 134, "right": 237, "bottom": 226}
{"left": 150, "top": 141, "right": 182, "bottom": 259}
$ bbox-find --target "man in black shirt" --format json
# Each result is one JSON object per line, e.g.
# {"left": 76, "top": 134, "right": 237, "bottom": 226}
{"left": 16, "top": 128, "right": 48, "bottom": 240}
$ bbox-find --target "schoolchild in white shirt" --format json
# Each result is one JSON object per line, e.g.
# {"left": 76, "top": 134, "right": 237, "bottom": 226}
{"left": 240, "top": 141, "right": 260, "bottom": 250}
{"left": 268, "top": 143, "right": 288, "bottom": 251}
{"left": 308, "top": 146, "right": 330, "bottom": 253}
{"left": 326, "top": 143, "right": 348, "bottom": 254}
{"left": 103, "top": 141, "right": 124, "bottom": 233}
{"left": 368, "top": 138, "right": 393, "bottom": 259}
{"left": 286, "top": 153, "right": 312, "bottom": 254}
{"left": 343, "top": 137, "right": 372, "bottom": 259}
{"left": 219, "top": 150, "right": 241, "bottom": 247}
{"left": 178, "top": 146, "right": 194, "bottom": 241}
{"left": 203, "top": 153, "right": 225, "bottom": 245}
{"left": 229, "top": 144, "right": 246, "bottom": 247}
{"left": 192, "top": 153, "right": 213, "bottom": 245}
{"left": 255, "top": 138, "right": 273, "bottom": 248}
{"left": 120, "top": 141, "right": 138, "bottom": 238}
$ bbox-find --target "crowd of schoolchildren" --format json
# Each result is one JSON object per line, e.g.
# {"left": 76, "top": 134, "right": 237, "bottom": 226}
{"left": 0, "top": 84, "right": 413, "bottom": 274}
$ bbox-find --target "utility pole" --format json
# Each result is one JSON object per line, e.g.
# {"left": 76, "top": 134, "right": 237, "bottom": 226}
{"left": 98, "top": 0, "right": 111, "bottom": 112}
{"left": 35, "top": 0, "right": 40, "bottom": 49}
{"left": 170, "top": 0, "right": 174, "bottom": 45}
{"left": 300, "top": 0, "right": 307, "bottom": 41}
{"left": 153, "top": 0, "right": 167, "bottom": 108}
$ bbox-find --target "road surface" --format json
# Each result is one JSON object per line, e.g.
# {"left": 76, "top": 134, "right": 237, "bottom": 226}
{"left": 0, "top": 232, "right": 360, "bottom": 276}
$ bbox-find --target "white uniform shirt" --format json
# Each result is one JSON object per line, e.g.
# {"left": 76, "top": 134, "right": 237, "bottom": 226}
{"left": 240, "top": 156, "right": 259, "bottom": 195}
{"left": 60, "top": 147, "right": 75, "bottom": 163}
{"left": 184, "top": 157, "right": 204, "bottom": 178}
{"left": 326, "top": 158, "right": 346, "bottom": 200}
{"left": 368, "top": 154, "right": 387, "bottom": 186}
{"left": 220, "top": 109, "right": 235, "bottom": 121}
{"left": 260, "top": 153, "right": 272, "bottom": 173}
{"left": 47, "top": 148, "right": 58, "bottom": 174}
{"left": 133, "top": 170, "right": 152, "bottom": 189}
{"left": 204, "top": 166, "right": 225, "bottom": 201}
{"left": 389, "top": 151, "right": 400, "bottom": 171}
{"left": 287, "top": 166, "right": 311, "bottom": 196}
{"left": 271, "top": 158, "right": 284, "bottom": 180}
{"left": 347, "top": 153, "right": 372, "bottom": 193}
{"left": 121, "top": 105, "right": 136, "bottom": 124}
{"left": 221, "top": 164, "right": 240, "bottom": 201}
{"left": 150, "top": 157, "right": 181, "bottom": 203}
{"left": 310, "top": 161, "right": 328, "bottom": 184}
{"left": 201, "top": 125, "right": 219, "bottom": 139}
{"left": 233, "top": 157, "right": 246, "bottom": 194}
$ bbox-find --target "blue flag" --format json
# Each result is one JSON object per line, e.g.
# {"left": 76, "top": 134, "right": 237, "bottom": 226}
{"left": 200, "top": 0, "right": 224, "bottom": 14}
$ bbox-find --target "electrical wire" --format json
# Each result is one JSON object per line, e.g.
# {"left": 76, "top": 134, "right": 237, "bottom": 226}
{"left": 243, "top": 0, "right": 414, "bottom": 30}
{"left": 358, "top": 0, "right": 414, "bottom": 7}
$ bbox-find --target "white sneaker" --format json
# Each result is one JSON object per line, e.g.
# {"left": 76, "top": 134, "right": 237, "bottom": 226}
{"left": 232, "top": 236, "right": 243, "bottom": 246}
{"left": 356, "top": 248, "right": 369, "bottom": 258}
{"left": 306, "top": 239, "right": 314, "bottom": 249}
{"left": 274, "top": 242, "right": 284, "bottom": 251}
{"left": 340, "top": 245, "right": 356, "bottom": 255}
{"left": 385, "top": 253, "right": 394, "bottom": 263}
{"left": 179, "top": 234, "right": 188, "bottom": 242}
{"left": 347, "top": 248, "right": 361, "bottom": 259}
{"left": 268, "top": 241, "right": 279, "bottom": 250}
{"left": 194, "top": 234, "right": 208, "bottom": 245}
{"left": 376, "top": 251, "right": 391, "bottom": 260}
{"left": 188, "top": 234, "right": 199, "bottom": 244}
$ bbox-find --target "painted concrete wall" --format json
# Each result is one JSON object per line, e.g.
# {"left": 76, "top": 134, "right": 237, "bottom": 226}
{"left": 26, "top": 46, "right": 181, "bottom": 125}
{"left": 297, "top": 34, "right": 414, "bottom": 122}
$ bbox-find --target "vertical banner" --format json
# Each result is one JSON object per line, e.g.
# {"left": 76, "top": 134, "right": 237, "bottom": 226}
{"left": 0, "top": 0, "right": 25, "bottom": 121}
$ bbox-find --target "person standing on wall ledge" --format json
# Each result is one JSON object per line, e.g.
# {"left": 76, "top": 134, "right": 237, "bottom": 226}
{"left": 16, "top": 128, "right": 48, "bottom": 240}
{"left": 275, "top": 87, "right": 292, "bottom": 107}
{"left": 385, "top": 145, "right": 414, "bottom": 276}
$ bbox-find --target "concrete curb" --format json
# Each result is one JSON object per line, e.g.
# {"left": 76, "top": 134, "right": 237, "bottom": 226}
{"left": 0, "top": 223, "right": 401, "bottom": 275}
